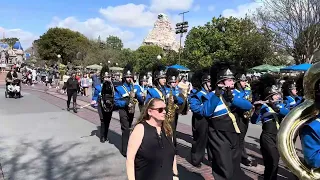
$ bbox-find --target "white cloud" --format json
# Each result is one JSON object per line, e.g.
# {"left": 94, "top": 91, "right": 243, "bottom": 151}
{"left": 222, "top": 2, "right": 262, "bottom": 18}
{"left": 193, "top": 4, "right": 200, "bottom": 12}
{"left": 99, "top": 3, "right": 157, "bottom": 28}
{"left": 150, "top": 0, "right": 194, "bottom": 12}
{"left": 0, "top": 27, "right": 38, "bottom": 49}
{"left": 47, "top": 16, "right": 135, "bottom": 42}
{"left": 208, "top": 5, "right": 215, "bottom": 12}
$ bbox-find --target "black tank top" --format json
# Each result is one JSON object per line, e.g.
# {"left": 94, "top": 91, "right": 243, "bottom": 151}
{"left": 134, "top": 121, "right": 175, "bottom": 180}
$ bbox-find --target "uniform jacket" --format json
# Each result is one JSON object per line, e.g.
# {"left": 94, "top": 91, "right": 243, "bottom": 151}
{"left": 164, "top": 86, "right": 184, "bottom": 106}
{"left": 251, "top": 102, "right": 289, "bottom": 134}
{"left": 114, "top": 82, "right": 144, "bottom": 108}
{"left": 189, "top": 88, "right": 213, "bottom": 116}
{"left": 300, "top": 118, "right": 320, "bottom": 168}
{"left": 204, "top": 91, "right": 252, "bottom": 132}
{"left": 284, "top": 95, "right": 303, "bottom": 109}
{"left": 145, "top": 86, "right": 167, "bottom": 103}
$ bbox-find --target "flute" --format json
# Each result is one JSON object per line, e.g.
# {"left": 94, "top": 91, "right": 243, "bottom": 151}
{"left": 253, "top": 100, "right": 282, "bottom": 105}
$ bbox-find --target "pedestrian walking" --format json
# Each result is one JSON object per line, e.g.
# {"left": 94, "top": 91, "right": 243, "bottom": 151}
{"left": 63, "top": 72, "right": 79, "bottom": 113}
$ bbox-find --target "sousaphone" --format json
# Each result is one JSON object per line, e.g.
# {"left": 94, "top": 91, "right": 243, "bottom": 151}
{"left": 278, "top": 62, "right": 320, "bottom": 179}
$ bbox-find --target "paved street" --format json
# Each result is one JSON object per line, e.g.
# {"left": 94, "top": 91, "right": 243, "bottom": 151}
{"left": 0, "top": 75, "right": 300, "bottom": 180}
{"left": 0, "top": 88, "right": 127, "bottom": 180}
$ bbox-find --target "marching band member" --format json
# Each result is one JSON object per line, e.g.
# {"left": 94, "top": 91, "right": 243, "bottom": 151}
{"left": 165, "top": 68, "right": 184, "bottom": 147}
{"left": 300, "top": 79, "right": 320, "bottom": 168}
{"left": 138, "top": 72, "right": 149, "bottom": 112}
{"left": 205, "top": 62, "right": 253, "bottom": 180}
{"left": 97, "top": 65, "right": 114, "bottom": 143}
{"left": 189, "top": 68, "right": 212, "bottom": 167}
{"left": 251, "top": 74, "right": 289, "bottom": 180}
{"left": 282, "top": 79, "right": 303, "bottom": 109}
{"left": 234, "top": 74, "right": 257, "bottom": 167}
{"left": 145, "top": 64, "right": 167, "bottom": 103}
{"left": 114, "top": 64, "right": 144, "bottom": 157}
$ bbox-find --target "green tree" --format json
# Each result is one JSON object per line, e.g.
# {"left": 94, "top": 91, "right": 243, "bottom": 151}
{"left": 135, "top": 45, "right": 164, "bottom": 72}
{"left": 118, "top": 48, "right": 137, "bottom": 67}
{"left": 183, "top": 16, "right": 276, "bottom": 70}
{"left": 293, "top": 24, "right": 320, "bottom": 63}
{"left": 36, "top": 27, "right": 91, "bottom": 64}
{"left": 106, "top": 35, "right": 123, "bottom": 50}
{"left": 2, "top": 37, "right": 19, "bottom": 47}
{"left": 256, "top": 0, "right": 320, "bottom": 64}
{"left": 83, "top": 40, "right": 121, "bottom": 66}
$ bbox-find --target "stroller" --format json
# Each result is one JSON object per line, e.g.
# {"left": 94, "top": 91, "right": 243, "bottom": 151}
{"left": 5, "top": 78, "right": 21, "bottom": 98}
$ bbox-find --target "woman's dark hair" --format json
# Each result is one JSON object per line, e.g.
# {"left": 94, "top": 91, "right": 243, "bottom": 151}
{"left": 135, "top": 98, "right": 172, "bottom": 137}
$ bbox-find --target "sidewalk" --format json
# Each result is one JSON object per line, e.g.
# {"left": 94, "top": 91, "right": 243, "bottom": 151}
{"left": 0, "top": 88, "right": 127, "bottom": 180}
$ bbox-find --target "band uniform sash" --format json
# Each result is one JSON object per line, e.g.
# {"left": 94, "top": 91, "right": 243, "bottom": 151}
{"left": 264, "top": 104, "right": 280, "bottom": 129}
{"left": 154, "top": 88, "right": 165, "bottom": 102}
{"left": 220, "top": 96, "right": 241, "bottom": 133}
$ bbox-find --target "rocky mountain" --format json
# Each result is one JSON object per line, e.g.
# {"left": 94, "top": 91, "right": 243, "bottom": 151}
{"left": 142, "top": 13, "right": 179, "bottom": 52}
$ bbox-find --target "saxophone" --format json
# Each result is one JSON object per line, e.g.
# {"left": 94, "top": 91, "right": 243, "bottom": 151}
{"left": 128, "top": 82, "right": 138, "bottom": 114}
{"left": 277, "top": 62, "right": 320, "bottom": 180}
{"left": 166, "top": 87, "right": 179, "bottom": 123}
{"left": 243, "top": 92, "right": 254, "bottom": 119}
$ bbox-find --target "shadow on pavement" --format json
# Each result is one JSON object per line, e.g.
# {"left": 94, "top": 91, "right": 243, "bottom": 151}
{"left": 246, "top": 135, "right": 299, "bottom": 180}
{"left": 178, "top": 165, "right": 205, "bottom": 180}
{"left": 177, "top": 131, "right": 193, "bottom": 144}
{"left": 0, "top": 137, "right": 122, "bottom": 180}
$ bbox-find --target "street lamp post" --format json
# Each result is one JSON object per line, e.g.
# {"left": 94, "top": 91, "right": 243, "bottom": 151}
{"left": 175, "top": 11, "right": 189, "bottom": 64}
{"left": 57, "top": 54, "right": 61, "bottom": 63}
{"left": 57, "top": 54, "right": 61, "bottom": 69}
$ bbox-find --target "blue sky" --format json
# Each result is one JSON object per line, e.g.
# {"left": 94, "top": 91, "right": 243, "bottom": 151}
{"left": 0, "top": 0, "right": 262, "bottom": 49}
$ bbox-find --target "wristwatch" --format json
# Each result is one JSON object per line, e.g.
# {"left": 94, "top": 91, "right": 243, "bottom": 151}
{"left": 173, "top": 173, "right": 179, "bottom": 177}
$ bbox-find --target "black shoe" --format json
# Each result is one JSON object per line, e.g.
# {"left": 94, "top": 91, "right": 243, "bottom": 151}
{"left": 73, "top": 103, "right": 77, "bottom": 113}
{"left": 100, "top": 137, "right": 106, "bottom": 143}
{"left": 241, "top": 158, "right": 257, "bottom": 167}
{"left": 67, "top": 107, "right": 70, "bottom": 111}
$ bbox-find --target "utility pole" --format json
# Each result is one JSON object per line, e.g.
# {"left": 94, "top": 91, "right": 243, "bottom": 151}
{"left": 175, "top": 11, "right": 189, "bottom": 64}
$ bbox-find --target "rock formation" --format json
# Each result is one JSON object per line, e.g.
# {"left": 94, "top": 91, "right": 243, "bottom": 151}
{"left": 142, "top": 13, "right": 179, "bottom": 52}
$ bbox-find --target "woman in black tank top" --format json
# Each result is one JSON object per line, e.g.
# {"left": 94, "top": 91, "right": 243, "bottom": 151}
{"left": 126, "top": 98, "right": 178, "bottom": 180}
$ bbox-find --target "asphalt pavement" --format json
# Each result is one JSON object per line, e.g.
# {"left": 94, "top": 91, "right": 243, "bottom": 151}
{"left": 0, "top": 88, "right": 127, "bottom": 180}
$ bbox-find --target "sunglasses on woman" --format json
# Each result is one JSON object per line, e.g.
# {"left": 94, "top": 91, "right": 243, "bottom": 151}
{"left": 150, "top": 107, "right": 166, "bottom": 113}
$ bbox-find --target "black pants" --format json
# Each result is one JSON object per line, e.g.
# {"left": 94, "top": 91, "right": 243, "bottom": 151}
{"left": 191, "top": 115, "right": 211, "bottom": 165}
{"left": 28, "top": 78, "right": 32, "bottom": 85}
{"left": 239, "top": 117, "right": 249, "bottom": 160}
{"left": 46, "top": 78, "right": 52, "bottom": 86}
{"left": 67, "top": 89, "right": 77, "bottom": 108}
{"left": 171, "top": 113, "right": 179, "bottom": 147}
{"left": 138, "top": 103, "right": 144, "bottom": 112}
{"left": 260, "top": 132, "right": 279, "bottom": 180}
{"left": 100, "top": 111, "right": 112, "bottom": 139}
{"left": 208, "top": 128, "right": 242, "bottom": 180}
{"left": 119, "top": 109, "right": 134, "bottom": 156}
